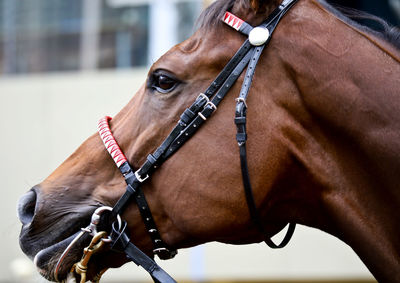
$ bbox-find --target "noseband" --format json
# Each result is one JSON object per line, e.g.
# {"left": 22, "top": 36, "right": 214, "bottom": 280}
{"left": 84, "top": 1, "right": 298, "bottom": 282}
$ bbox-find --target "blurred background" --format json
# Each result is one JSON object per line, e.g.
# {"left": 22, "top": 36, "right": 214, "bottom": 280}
{"left": 0, "top": 0, "right": 398, "bottom": 282}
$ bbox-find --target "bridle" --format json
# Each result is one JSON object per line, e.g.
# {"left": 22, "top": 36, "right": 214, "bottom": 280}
{"left": 57, "top": 1, "right": 298, "bottom": 282}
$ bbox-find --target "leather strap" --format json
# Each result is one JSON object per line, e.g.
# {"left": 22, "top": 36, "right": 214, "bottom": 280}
{"left": 234, "top": 0, "right": 298, "bottom": 248}
{"left": 111, "top": 162, "right": 177, "bottom": 260}
{"left": 110, "top": 221, "right": 177, "bottom": 283}
{"left": 237, "top": 142, "right": 296, "bottom": 248}
{"left": 163, "top": 50, "right": 253, "bottom": 159}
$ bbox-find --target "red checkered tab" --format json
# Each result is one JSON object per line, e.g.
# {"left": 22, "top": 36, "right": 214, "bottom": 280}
{"left": 97, "top": 116, "right": 128, "bottom": 168}
{"left": 222, "top": 12, "right": 245, "bottom": 31}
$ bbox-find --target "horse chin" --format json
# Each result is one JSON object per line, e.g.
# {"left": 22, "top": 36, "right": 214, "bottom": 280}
{"left": 32, "top": 231, "right": 83, "bottom": 282}
{"left": 32, "top": 231, "right": 127, "bottom": 282}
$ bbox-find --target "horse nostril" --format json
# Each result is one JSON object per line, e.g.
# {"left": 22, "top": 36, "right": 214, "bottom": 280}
{"left": 17, "top": 190, "right": 37, "bottom": 225}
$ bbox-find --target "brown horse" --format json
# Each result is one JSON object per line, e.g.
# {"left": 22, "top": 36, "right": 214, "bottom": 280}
{"left": 17, "top": 0, "right": 400, "bottom": 282}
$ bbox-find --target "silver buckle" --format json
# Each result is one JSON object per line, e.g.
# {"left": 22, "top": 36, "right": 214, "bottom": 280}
{"left": 197, "top": 92, "right": 210, "bottom": 103}
{"left": 135, "top": 169, "right": 149, "bottom": 183}
{"left": 235, "top": 97, "right": 248, "bottom": 108}
{"left": 153, "top": 247, "right": 178, "bottom": 260}
{"left": 205, "top": 101, "right": 217, "bottom": 111}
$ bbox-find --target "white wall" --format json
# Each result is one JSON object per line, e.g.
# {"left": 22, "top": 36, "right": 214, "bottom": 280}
{"left": 0, "top": 70, "right": 374, "bottom": 282}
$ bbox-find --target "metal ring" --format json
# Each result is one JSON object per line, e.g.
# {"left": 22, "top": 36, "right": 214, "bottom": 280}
{"left": 54, "top": 205, "right": 123, "bottom": 281}
{"left": 54, "top": 230, "right": 86, "bottom": 282}
{"left": 89, "top": 206, "right": 122, "bottom": 236}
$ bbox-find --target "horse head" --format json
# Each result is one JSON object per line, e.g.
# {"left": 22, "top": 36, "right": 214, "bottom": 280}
{"left": 17, "top": 0, "right": 400, "bottom": 282}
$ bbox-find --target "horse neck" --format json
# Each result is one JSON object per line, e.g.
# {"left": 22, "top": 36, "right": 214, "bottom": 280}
{"left": 268, "top": 0, "right": 400, "bottom": 279}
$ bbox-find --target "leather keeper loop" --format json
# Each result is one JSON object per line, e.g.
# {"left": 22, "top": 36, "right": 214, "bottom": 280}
{"left": 235, "top": 117, "right": 246, "bottom": 125}
{"left": 180, "top": 108, "right": 195, "bottom": 125}
{"left": 119, "top": 162, "right": 132, "bottom": 176}
{"left": 147, "top": 154, "right": 157, "bottom": 166}
{"left": 124, "top": 171, "right": 136, "bottom": 185}
{"left": 152, "top": 148, "right": 164, "bottom": 160}
{"left": 236, "top": 133, "right": 247, "bottom": 143}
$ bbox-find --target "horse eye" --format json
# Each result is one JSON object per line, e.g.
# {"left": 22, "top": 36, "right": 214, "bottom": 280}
{"left": 152, "top": 74, "right": 178, "bottom": 93}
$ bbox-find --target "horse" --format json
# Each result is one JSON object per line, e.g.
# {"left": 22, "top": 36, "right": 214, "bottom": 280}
{"left": 17, "top": 0, "right": 400, "bottom": 282}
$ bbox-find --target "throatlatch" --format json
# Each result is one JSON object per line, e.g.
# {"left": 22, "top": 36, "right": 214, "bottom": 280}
{"left": 78, "top": 1, "right": 300, "bottom": 282}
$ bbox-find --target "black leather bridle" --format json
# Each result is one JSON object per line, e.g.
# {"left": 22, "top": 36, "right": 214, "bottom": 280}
{"left": 98, "top": 1, "right": 298, "bottom": 282}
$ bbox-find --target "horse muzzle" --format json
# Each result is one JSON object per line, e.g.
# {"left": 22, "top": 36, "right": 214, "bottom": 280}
{"left": 17, "top": 187, "right": 42, "bottom": 258}
{"left": 17, "top": 189, "right": 37, "bottom": 227}
{"left": 16, "top": 185, "right": 103, "bottom": 281}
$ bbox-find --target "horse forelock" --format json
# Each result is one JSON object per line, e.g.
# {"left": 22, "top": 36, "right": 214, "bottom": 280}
{"left": 196, "top": 0, "right": 286, "bottom": 30}
{"left": 195, "top": 0, "right": 237, "bottom": 30}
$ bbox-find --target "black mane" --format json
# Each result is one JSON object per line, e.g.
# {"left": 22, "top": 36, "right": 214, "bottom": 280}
{"left": 196, "top": 0, "right": 400, "bottom": 49}
{"left": 319, "top": 0, "right": 400, "bottom": 49}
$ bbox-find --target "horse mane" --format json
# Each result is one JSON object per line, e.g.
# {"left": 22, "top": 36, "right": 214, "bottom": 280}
{"left": 318, "top": 0, "right": 400, "bottom": 49}
{"left": 196, "top": 0, "right": 400, "bottom": 50}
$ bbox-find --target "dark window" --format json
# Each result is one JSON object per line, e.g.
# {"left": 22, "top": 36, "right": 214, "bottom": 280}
{"left": 99, "top": 3, "right": 149, "bottom": 69}
{"left": 0, "top": 0, "right": 203, "bottom": 75}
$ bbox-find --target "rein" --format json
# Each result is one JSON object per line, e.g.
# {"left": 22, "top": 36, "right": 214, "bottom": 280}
{"left": 60, "top": 1, "right": 299, "bottom": 282}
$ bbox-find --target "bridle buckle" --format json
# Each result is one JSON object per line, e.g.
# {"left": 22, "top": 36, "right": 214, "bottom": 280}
{"left": 135, "top": 169, "right": 149, "bottom": 183}
{"left": 197, "top": 92, "right": 210, "bottom": 103}
{"left": 205, "top": 101, "right": 217, "bottom": 111}
{"left": 153, "top": 247, "right": 177, "bottom": 260}
{"left": 235, "top": 97, "right": 248, "bottom": 108}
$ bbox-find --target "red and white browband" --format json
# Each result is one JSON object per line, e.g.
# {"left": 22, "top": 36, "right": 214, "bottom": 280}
{"left": 222, "top": 12, "right": 270, "bottom": 46}
{"left": 223, "top": 11, "right": 245, "bottom": 31}
{"left": 97, "top": 116, "right": 127, "bottom": 168}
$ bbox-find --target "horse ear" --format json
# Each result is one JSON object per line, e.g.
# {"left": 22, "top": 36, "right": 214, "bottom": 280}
{"left": 249, "top": 0, "right": 279, "bottom": 14}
